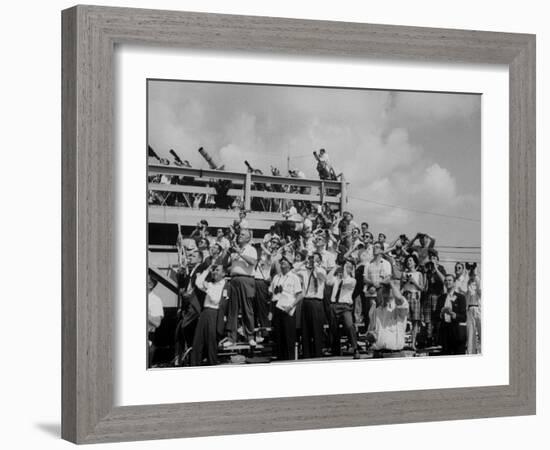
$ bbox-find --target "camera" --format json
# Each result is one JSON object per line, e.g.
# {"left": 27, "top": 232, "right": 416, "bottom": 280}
{"left": 465, "top": 262, "right": 478, "bottom": 275}
{"left": 274, "top": 285, "right": 283, "bottom": 295}
{"left": 425, "top": 262, "right": 435, "bottom": 271}
{"left": 405, "top": 272, "right": 412, "bottom": 280}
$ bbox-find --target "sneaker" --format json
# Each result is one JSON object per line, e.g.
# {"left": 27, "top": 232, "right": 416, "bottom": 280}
{"left": 256, "top": 336, "right": 265, "bottom": 344}
{"left": 248, "top": 339, "right": 257, "bottom": 347}
{"left": 221, "top": 339, "right": 235, "bottom": 349}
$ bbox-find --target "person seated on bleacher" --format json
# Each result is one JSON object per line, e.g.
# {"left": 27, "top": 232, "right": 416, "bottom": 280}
{"left": 366, "top": 280, "right": 409, "bottom": 353}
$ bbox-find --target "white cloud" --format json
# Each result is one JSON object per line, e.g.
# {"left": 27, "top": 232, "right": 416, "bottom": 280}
{"left": 148, "top": 80, "right": 481, "bottom": 246}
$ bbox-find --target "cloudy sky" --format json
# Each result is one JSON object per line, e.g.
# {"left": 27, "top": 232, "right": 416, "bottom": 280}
{"left": 148, "top": 80, "right": 481, "bottom": 259}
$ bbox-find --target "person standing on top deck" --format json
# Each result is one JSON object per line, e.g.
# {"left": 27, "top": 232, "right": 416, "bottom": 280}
{"left": 315, "top": 148, "right": 336, "bottom": 180}
{"left": 222, "top": 229, "right": 258, "bottom": 348}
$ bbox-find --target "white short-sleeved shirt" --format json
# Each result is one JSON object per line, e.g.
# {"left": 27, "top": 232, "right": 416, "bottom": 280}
{"left": 319, "top": 249, "right": 337, "bottom": 272}
{"left": 369, "top": 300, "right": 409, "bottom": 350}
{"left": 195, "top": 270, "right": 226, "bottom": 310}
{"left": 328, "top": 276, "right": 356, "bottom": 305}
{"left": 230, "top": 244, "right": 257, "bottom": 276}
{"left": 270, "top": 272, "right": 303, "bottom": 316}
{"left": 302, "top": 267, "right": 327, "bottom": 299}
{"left": 147, "top": 292, "right": 164, "bottom": 332}
{"left": 365, "top": 258, "right": 392, "bottom": 286}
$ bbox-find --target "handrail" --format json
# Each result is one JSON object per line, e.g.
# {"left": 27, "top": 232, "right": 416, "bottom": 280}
{"left": 148, "top": 164, "right": 345, "bottom": 189}
{"left": 148, "top": 164, "right": 348, "bottom": 210}
{"left": 147, "top": 183, "right": 341, "bottom": 204}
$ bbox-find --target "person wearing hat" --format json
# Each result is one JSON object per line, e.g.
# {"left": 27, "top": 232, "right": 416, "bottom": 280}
{"left": 269, "top": 256, "right": 303, "bottom": 360}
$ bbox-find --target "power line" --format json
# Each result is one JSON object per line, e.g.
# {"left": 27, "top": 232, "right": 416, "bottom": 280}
{"left": 438, "top": 245, "right": 481, "bottom": 249}
{"left": 438, "top": 250, "right": 481, "bottom": 255}
{"left": 350, "top": 196, "right": 481, "bottom": 223}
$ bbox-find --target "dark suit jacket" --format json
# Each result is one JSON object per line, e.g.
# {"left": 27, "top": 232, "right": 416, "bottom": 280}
{"left": 177, "top": 262, "right": 209, "bottom": 328}
{"left": 435, "top": 292, "right": 467, "bottom": 325}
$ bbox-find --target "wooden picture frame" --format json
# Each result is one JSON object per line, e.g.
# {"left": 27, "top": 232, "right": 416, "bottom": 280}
{"left": 61, "top": 5, "right": 536, "bottom": 444}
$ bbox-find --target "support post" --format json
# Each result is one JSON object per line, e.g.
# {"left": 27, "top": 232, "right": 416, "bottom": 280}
{"left": 244, "top": 172, "right": 252, "bottom": 210}
{"left": 340, "top": 175, "right": 347, "bottom": 212}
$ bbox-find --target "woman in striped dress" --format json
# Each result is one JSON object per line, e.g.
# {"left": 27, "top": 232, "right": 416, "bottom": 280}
{"left": 401, "top": 254, "right": 424, "bottom": 350}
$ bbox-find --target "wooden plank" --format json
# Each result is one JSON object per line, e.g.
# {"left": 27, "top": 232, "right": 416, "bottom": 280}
{"left": 148, "top": 266, "right": 178, "bottom": 293}
{"left": 250, "top": 190, "right": 340, "bottom": 203}
{"left": 148, "top": 164, "right": 344, "bottom": 189}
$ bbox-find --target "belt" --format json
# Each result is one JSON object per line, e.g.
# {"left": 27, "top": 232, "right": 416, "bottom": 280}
{"left": 231, "top": 274, "right": 254, "bottom": 278}
{"left": 468, "top": 304, "right": 480, "bottom": 308}
{"left": 305, "top": 297, "right": 323, "bottom": 301}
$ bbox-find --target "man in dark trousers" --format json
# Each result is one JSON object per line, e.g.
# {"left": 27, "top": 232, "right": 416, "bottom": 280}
{"left": 190, "top": 264, "right": 229, "bottom": 366}
{"left": 174, "top": 250, "right": 208, "bottom": 366}
{"left": 326, "top": 262, "right": 360, "bottom": 359}
{"left": 301, "top": 252, "right": 327, "bottom": 358}
{"left": 435, "top": 274, "right": 467, "bottom": 355}
{"left": 269, "top": 256, "right": 303, "bottom": 360}
{"left": 222, "top": 229, "right": 258, "bottom": 348}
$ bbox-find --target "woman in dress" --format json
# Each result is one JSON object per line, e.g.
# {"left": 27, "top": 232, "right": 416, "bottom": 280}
{"left": 401, "top": 254, "right": 424, "bottom": 350}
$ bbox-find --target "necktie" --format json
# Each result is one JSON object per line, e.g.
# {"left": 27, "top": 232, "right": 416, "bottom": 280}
{"left": 334, "top": 280, "right": 342, "bottom": 303}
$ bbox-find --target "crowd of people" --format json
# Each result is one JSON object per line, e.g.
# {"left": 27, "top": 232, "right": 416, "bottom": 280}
{"left": 148, "top": 204, "right": 482, "bottom": 367}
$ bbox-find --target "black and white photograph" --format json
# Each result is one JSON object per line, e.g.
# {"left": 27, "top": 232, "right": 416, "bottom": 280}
{"left": 147, "top": 79, "right": 482, "bottom": 368}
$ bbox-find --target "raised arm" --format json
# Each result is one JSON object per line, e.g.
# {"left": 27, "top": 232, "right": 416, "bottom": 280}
{"left": 194, "top": 267, "right": 210, "bottom": 292}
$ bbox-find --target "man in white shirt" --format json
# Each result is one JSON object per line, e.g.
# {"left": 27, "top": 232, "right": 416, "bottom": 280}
{"left": 223, "top": 229, "right": 258, "bottom": 348}
{"left": 326, "top": 263, "right": 360, "bottom": 359}
{"left": 190, "top": 264, "right": 228, "bottom": 366}
{"left": 215, "top": 228, "right": 231, "bottom": 251}
{"left": 147, "top": 275, "right": 164, "bottom": 367}
{"left": 364, "top": 242, "right": 393, "bottom": 306}
{"left": 367, "top": 280, "right": 409, "bottom": 352}
{"left": 270, "top": 257, "right": 303, "bottom": 360}
{"left": 300, "top": 252, "right": 327, "bottom": 358}
{"left": 314, "top": 234, "right": 337, "bottom": 272}
{"left": 282, "top": 199, "right": 298, "bottom": 220}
